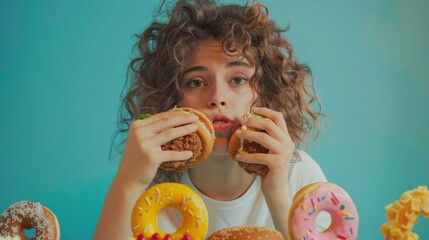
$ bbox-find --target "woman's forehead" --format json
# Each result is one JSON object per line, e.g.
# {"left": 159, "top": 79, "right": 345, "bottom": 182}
{"left": 188, "top": 40, "right": 254, "bottom": 64}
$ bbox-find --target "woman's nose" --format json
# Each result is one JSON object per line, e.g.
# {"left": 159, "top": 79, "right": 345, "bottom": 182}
{"left": 208, "top": 84, "right": 227, "bottom": 108}
{"left": 209, "top": 100, "right": 226, "bottom": 107}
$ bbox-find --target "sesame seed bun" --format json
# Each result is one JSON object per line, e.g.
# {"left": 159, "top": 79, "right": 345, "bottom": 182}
{"left": 207, "top": 226, "right": 284, "bottom": 240}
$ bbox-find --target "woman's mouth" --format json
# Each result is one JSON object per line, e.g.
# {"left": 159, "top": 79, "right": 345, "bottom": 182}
{"left": 211, "top": 114, "right": 234, "bottom": 132}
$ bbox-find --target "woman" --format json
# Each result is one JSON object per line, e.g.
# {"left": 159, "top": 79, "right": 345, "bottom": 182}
{"left": 95, "top": 1, "right": 326, "bottom": 239}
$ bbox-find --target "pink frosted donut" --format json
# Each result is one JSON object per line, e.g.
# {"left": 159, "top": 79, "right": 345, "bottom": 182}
{"left": 288, "top": 182, "right": 359, "bottom": 240}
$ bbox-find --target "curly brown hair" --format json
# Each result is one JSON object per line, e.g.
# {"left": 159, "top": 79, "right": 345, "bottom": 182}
{"left": 113, "top": 0, "right": 324, "bottom": 180}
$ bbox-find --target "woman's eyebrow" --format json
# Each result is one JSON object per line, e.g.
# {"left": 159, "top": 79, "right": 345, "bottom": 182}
{"left": 183, "top": 60, "right": 253, "bottom": 75}
{"left": 226, "top": 60, "right": 252, "bottom": 68}
{"left": 183, "top": 66, "right": 207, "bottom": 75}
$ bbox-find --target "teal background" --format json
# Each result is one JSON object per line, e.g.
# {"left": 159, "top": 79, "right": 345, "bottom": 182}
{"left": 1, "top": 0, "right": 428, "bottom": 239}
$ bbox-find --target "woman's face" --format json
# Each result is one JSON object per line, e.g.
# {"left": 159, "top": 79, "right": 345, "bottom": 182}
{"left": 180, "top": 40, "right": 258, "bottom": 155}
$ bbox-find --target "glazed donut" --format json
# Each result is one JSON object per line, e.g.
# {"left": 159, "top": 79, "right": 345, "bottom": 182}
{"left": 289, "top": 182, "right": 359, "bottom": 240}
{"left": 380, "top": 185, "right": 429, "bottom": 239}
{"left": 138, "top": 107, "right": 215, "bottom": 172}
{"left": 0, "top": 201, "right": 60, "bottom": 240}
{"left": 228, "top": 113, "right": 270, "bottom": 176}
{"left": 131, "top": 182, "right": 208, "bottom": 240}
{"left": 207, "top": 226, "right": 284, "bottom": 240}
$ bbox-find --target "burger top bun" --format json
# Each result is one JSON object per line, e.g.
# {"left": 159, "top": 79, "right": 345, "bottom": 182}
{"left": 207, "top": 226, "right": 284, "bottom": 240}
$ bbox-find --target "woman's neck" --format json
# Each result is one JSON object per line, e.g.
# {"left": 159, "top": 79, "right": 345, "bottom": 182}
{"left": 188, "top": 154, "right": 256, "bottom": 201}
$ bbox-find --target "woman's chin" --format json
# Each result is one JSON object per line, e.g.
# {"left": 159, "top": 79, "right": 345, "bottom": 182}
{"left": 211, "top": 137, "right": 230, "bottom": 156}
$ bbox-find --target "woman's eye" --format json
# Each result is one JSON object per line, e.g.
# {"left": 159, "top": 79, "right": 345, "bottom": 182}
{"left": 232, "top": 76, "right": 248, "bottom": 85}
{"left": 185, "top": 79, "right": 206, "bottom": 88}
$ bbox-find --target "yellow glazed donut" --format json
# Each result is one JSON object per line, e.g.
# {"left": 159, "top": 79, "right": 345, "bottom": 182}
{"left": 131, "top": 182, "right": 208, "bottom": 240}
{"left": 380, "top": 186, "right": 429, "bottom": 239}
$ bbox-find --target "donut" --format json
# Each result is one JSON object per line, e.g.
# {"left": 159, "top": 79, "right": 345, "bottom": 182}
{"left": 0, "top": 236, "right": 20, "bottom": 240}
{"left": 131, "top": 182, "right": 208, "bottom": 240}
{"left": 138, "top": 107, "right": 215, "bottom": 172}
{"left": 288, "top": 182, "right": 359, "bottom": 240}
{"left": 228, "top": 113, "right": 269, "bottom": 176}
{"left": 127, "top": 232, "right": 192, "bottom": 240}
{"left": 380, "top": 185, "right": 429, "bottom": 239}
{"left": 207, "top": 226, "right": 284, "bottom": 240}
{"left": 0, "top": 201, "right": 60, "bottom": 240}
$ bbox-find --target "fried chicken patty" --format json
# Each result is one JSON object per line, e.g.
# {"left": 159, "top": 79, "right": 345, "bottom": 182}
{"left": 237, "top": 139, "right": 270, "bottom": 176}
{"left": 160, "top": 132, "right": 203, "bottom": 171}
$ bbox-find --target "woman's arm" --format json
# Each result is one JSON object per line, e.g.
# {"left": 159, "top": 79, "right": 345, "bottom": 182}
{"left": 234, "top": 107, "right": 295, "bottom": 238}
{"left": 94, "top": 174, "right": 147, "bottom": 239}
{"left": 262, "top": 185, "right": 292, "bottom": 238}
{"left": 94, "top": 112, "right": 199, "bottom": 239}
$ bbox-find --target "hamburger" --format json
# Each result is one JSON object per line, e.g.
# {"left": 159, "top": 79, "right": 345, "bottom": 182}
{"left": 138, "top": 107, "right": 215, "bottom": 171}
{"left": 228, "top": 113, "right": 270, "bottom": 176}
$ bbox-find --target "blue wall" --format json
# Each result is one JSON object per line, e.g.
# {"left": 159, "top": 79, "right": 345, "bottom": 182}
{"left": 1, "top": 0, "right": 428, "bottom": 239}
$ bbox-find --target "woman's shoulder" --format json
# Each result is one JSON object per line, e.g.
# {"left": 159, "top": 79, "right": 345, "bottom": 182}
{"left": 289, "top": 150, "right": 327, "bottom": 196}
{"left": 291, "top": 150, "right": 322, "bottom": 169}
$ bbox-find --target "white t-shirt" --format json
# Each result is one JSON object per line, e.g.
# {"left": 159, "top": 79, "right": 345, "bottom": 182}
{"left": 157, "top": 150, "right": 327, "bottom": 236}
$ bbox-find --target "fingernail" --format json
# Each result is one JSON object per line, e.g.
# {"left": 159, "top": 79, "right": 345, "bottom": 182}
{"left": 235, "top": 129, "right": 243, "bottom": 135}
{"left": 189, "top": 113, "right": 199, "bottom": 120}
{"left": 189, "top": 124, "right": 198, "bottom": 131}
{"left": 185, "top": 151, "right": 193, "bottom": 158}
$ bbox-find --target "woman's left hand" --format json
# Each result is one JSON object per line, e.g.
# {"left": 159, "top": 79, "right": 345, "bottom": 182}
{"left": 234, "top": 107, "right": 295, "bottom": 196}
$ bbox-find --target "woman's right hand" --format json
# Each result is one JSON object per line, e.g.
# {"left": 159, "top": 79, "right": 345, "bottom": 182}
{"left": 115, "top": 111, "right": 200, "bottom": 189}
{"left": 95, "top": 111, "right": 198, "bottom": 239}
